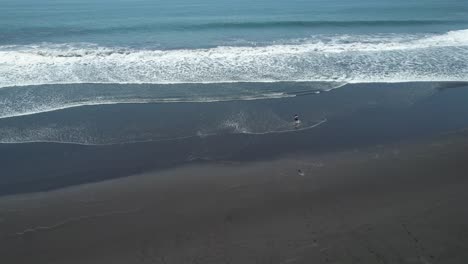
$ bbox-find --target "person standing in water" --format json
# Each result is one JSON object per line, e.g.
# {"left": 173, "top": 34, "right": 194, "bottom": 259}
{"left": 294, "top": 114, "right": 301, "bottom": 128}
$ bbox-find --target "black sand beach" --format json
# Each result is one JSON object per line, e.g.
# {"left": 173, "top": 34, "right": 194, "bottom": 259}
{"left": 2, "top": 0, "right": 468, "bottom": 261}
{"left": 1, "top": 83, "right": 468, "bottom": 263}
{"left": 1, "top": 131, "right": 468, "bottom": 263}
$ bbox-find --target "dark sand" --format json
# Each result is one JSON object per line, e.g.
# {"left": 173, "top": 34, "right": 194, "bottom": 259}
{"left": 2, "top": 83, "right": 468, "bottom": 263}
{"left": 1, "top": 131, "right": 468, "bottom": 264}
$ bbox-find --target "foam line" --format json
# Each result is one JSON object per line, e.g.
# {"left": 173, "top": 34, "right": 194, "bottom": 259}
{"left": 0, "top": 92, "right": 295, "bottom": 120}
{"left": 0, "top": 81, "right": 346, "bottom": 120}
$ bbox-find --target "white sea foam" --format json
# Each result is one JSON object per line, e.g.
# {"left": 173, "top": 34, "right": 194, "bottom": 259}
{"left": 1, "top": 30, "right": 467, "bottom": 89}
{"left": 0, "top": 30, "right": 467, "bottom": 121}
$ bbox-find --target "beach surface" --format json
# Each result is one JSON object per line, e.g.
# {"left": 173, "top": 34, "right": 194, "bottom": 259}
{"left": 2, "top": 83, "right": 468, "bottom": 263}
{"left": 2, "top": 0, "right": 468, "bottom": 262}
{"left": 1, "top": 129, "right": 468, "bottom": 264}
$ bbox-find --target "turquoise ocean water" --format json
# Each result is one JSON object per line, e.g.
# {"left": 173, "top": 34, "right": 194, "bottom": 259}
{"left": 2, "top": 0, "right": 468, "bottom": 48}
{"left": 1, "top": 0, "right": 468, "bottom": 87}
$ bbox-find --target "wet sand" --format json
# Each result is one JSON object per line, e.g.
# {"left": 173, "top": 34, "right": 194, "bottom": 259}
{"left": 1, "top": 131, "right": 468, "bottom": 263}
{"left": 2, "top": 82, "right": 468, "bottom": 196}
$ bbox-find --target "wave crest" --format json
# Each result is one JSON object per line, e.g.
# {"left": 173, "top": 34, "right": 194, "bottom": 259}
{"left": 0, "top": 30, "right": 467, "bottom": 88}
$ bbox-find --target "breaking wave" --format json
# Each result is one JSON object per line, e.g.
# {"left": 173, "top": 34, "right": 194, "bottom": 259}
{"left": 1, "top": 29, "right": 467, "bottom": 89}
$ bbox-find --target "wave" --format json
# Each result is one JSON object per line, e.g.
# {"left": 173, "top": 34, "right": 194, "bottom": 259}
{"left": 4, "top": 29, "right": 468, "bottom": 56}
{"left": 4, "top": 20, "right": 466, "bottom": 37}
{"left": 1, "top": 29, "right": 467, "bottom": 89}
{"left": 187, "top": 20, "right": 468, "bottom": 30}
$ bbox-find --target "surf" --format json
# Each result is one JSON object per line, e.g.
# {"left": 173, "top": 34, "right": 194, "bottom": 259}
{"left": 1, "top": 29, "right": 467, "bottom": 89}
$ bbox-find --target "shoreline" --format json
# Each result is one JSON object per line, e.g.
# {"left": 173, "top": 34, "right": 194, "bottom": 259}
{"left": 2, "top": 82, "right": 468, "bottom": 195}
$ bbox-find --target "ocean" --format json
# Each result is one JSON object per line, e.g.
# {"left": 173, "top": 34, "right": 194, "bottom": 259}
{"left": 0, "top": 0, "right": 468, "bottom": 144}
